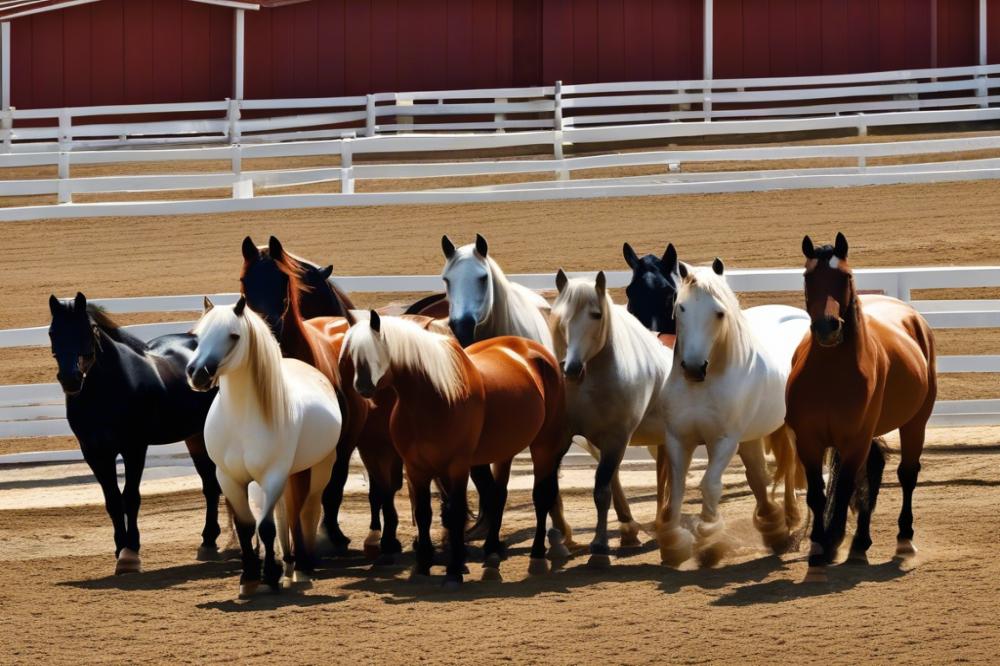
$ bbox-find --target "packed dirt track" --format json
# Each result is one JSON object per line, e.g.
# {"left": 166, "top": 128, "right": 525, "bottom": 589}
{"left": 4, "top": 441, "right": 999, "bottom": 664}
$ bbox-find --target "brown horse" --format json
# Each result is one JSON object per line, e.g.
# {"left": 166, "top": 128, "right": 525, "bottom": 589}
{"left": 786, "top": 233, "right": 936, "bottom": 582}
{"left": 342, "top": 312, "right": 568, "bottom": 587}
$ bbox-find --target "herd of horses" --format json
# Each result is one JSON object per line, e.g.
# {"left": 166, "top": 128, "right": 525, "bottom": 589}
{"left": 47, "top": 232, "right": 936, "bottom": 597}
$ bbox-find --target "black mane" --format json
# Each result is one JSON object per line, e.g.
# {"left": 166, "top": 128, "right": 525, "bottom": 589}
{"left": 85, "top": 304, "right": 149, "bottom": 354}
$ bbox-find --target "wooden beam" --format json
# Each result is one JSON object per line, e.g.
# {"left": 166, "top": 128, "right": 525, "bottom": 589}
{"left": 1, "top": 21, "right": 9, "bottom": 111}
{"left": 233, "top": 8, "right": 245, "bottom": 100}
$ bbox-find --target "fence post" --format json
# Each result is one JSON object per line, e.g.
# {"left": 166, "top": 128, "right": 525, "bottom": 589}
{"left": 58, "top": 108, "right": 72, "bottom": 151}
{"left": 57, "top": 150, "right": 71, "bottom": 204}
{"left": 857, "top": 113, "right": 867, "bottom": 137}
{"left": 231, "top": 143, "right": 242, "bottom": 177}
{"left": 494, "top": 97, "right": 507, "bottom": 133}
{"left": 227, "top": 98, "right": 241, "bottom": 144}
{"left": 340, "top": 133, "right": 355, "bottom": 194}
{"left": 553, "top": 81, "right": 568, "bottom": 181}
{"left": 365, "top": 94, "right": 376, "bottom": 137}
{"left": 1, "top": 106, "right": 11, "bottom": 153}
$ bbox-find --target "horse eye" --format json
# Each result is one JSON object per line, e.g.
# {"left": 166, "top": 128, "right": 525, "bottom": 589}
{"left": 479, "top": 275, "right": 488, "bottom": 283}
{"left": 589, "top": 311, "right": 602, "bottom": 320}
{"left": 716, "top": 311, "right": 724, "bottom": 320}
{"left": 230, "top": 333, "right": 241, "bottom": 341}
{"left": 679, "top": 305, "right": 686, "bottom": 313}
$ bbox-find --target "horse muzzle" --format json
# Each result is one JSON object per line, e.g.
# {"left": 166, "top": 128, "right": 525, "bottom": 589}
{"left": 186, "top": 364, "right": 216, "bottom": 392}
{"left": 811, "top": 317, "right": 844, "bottom": 348}
{"left": 680, "top": 360, "right": 708, "bottom": 383}
{"left": 562, "top": 359, "right": 586, "bottom": 382}
{"left": 448, "top": 316, "right": 477, "bottom": 348}
{"left": 57, "top": 372, "right": 84, "bottom": 396}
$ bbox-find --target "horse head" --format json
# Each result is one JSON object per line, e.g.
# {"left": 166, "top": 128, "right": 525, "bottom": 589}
{"left": 623, "top": 242, "right": 681, "bottom": 334}
{"left": 673, "top": 258, "right": 739, "bottom": 382}
{"left": 801, "top": 232, "right": 854, "bottom": 348}
{"left": 441, "top": 233, "right": 494, "bottom": 346}
{"left": 48, "top": 292, "right": 99, "bottom": 396}
{"left": 551, "top": 269, "right": 610, "bottom": 382}
{"left": 187, "top": 296, "right": 250, "bottom": 392}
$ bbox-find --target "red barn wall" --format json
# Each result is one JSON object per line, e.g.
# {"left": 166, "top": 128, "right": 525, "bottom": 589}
{"left": 9, "top": 0, "right": 233, "bottom": 109}
{"left": 3, "top": 0, "right": 996, "bottom": 108}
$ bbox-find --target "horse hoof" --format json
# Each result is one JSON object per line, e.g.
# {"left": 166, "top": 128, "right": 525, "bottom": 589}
{"left": 546, "top": 542, "right": 570, "bottom": 561}
{"left": 196, "top": 546, "right": 221, "bottom": 562}
{"left": 658, "top": 527, "right": 694, "bottom": 567}
{"left": 280, "top": 577, "right": 293, "bottom": 590}
{"left": 847, "top": 550, "right": 869, "bottom": 565}
{"left": 895, "top": 539, "right": 918, "bottom": 558}
{"left": 754, "top": 504, "right": 790, "bottom": 553}
{"left": 238, "top": 581, "right": 259, "bottom": 599}
{"left": 481, "top": 566, "right": 502, "bottom": 583}
{"left": 587, "top": 554, "right": 612, "bottom": 570}
{"left": 292, "top": 570, "right": 313, "bottom": 585}
{"left": 802, "top": 566, "right": 828, "bottom": 584}
{"left": 115, "top": 548, "right": 142, "bottom": 575}
{"left": 363, "top": 542, "right": 381, "bottom": 560}
{"left": 619, "top": 522, "right": 643, "bottom": 549}
{"left": 442, "top": 575, "right": 463, "bottom": 590}
{"left": 528, "top": 558, "right": 550, "bottom": 576}
{"left": 695, "top": 539, "right": 728, "bottom": 568}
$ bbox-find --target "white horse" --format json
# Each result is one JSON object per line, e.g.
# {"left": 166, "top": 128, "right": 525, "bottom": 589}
{"left": 550, "top": 270, "right": 674, "bottom": 567}
{"left": 658, "top": 259, "right": 808, "bottom": 568}
{"left": 187, "top": 297, "right": 342, "bottom": 598}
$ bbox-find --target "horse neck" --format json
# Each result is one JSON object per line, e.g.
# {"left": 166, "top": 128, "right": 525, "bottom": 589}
{"left": 218, "top": 361, "right": 278, "bottom": 425}
{"left": 279, "top": 303, "right": 318, "bottom": 364}
{"left": 388, "top": 363, "right": 453, "bottom": 417}
{"left": 826, "top": 280, "right": 873, "bottom": 366}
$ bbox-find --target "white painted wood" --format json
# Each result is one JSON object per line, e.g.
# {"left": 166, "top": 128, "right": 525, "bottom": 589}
{"left": 703, "top": 0, "right": 713, "bottom": 120}
{"left": 981, "top": 0, "right": 988, "bottom": 66}
{"left": 1, "top": 21, "right": 9, "bottom": 112}
{"left": 233, "top": 8, "right": 245, "bottom": 101}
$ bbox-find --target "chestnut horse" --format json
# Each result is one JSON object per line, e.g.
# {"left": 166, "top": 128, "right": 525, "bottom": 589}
{"left": 342, "top": 312, "right": 568, "bottom": 587}
{"left": 786, "top": 233, "right": 936, "bottom": 582}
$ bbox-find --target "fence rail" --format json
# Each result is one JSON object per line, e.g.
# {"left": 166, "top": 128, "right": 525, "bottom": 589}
{"left": 2, "top": 265, "right": 999, "bottom": 438}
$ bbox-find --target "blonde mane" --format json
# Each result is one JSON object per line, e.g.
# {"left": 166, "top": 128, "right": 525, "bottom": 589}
{"left": 552, "top": 278, "right": 666, "bottom": 383}
{"left": 482, "top": 256, "right": 551, "bottom": 340}
{"left": 195, "top": 306, "right": 290, "bottom": 429}
{"left": 675, "top": 268, "right": 754, "bottom": 371}
{"left": 352, "top": 316, "right": 469, "bottom": 404}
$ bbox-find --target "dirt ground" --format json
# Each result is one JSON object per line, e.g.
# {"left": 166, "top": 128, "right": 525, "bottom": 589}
{"left": 3, "top": 152, "right": 1000, "bottom": 663}
{"left": 3, "top": 441, "right": 998, "bottom": 665}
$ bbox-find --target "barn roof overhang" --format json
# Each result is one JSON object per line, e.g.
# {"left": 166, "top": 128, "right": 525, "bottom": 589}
{"left": 0, "top": 0, "right": 313, "bottom": 22}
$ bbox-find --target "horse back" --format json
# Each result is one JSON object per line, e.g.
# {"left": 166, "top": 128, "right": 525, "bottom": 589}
{"left": 466, "top": 336, "right": 562, "bottom": 464}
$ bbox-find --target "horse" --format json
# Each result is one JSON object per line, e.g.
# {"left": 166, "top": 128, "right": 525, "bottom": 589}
{"left": 47, "top": 293, "right": 223, "bottom": 575}
{"left": 656, "top": 258, "right": 807, "bottom": 568}
{"left": 786, "top": 233, "right": 936, "bottom": 583}
{"left": 550, "top": 270, "right": 674, "bottom": 568}
{"left": 341, "top": 312, "right": 568, "bottom": 586}
{"left": 187, "top": 297, "right": 343, "bottom": 598}
{"left": 623, "top": 242, "right": 682, "bottom": 338}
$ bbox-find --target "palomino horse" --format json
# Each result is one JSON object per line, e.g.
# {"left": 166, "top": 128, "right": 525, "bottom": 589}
{"left": 48, "top": 293, "right": 223, "bottom": 575}
{"left": 787, "top": 234, "right": 936, "bottom": 582}
{"left": 341, "top": 312, "right": 568, "bottom": 586}
{"left": 658, "top": 259, "right": 808, "bottom": 567}
{"left": 187, "top": 297, "right": 343, "bottom": 598}
{"left": 550, "top": 270, "right": 673, "bottom": 568}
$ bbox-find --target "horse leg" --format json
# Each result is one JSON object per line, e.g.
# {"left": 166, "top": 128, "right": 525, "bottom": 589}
{"left": 442, "top": 469, "right": 470, "bottom": 589}
{"left": 611, "top": 467, "right": 642, "bottom": 550}
{"left": 375, "top": 455, "right": 404, "bottom": 565}
{"left": 526, "top": 435, "right": 568, "bottom": 576}
{"left": 356, "top": 443, "right": 385, "bottom": 560}
{"left": 408, "top": 473, "right": 435, "bottom": 579}
{"left": 216, "top": 471, "right": 259, "bottom": 598}
{"left": 285, "top": 470, "right": 311, "bottom": 582}
{"left": 657, "top": 435, "right": 695, "bottom": 567}
{"left": 588, "top": 439, "right": 627, "bottom": 569}
{"left": 738, "top": 439, "right": 789, "bottom": 554}
{"left": 465, "top": 464, "right": 496, "bottom": 543}
{"left": 296, "top": 452, "right": 336, "bottom": 584}
{"left": 693, "top": 436, "right": 739, "bottom": 568}
{"left": 186, "top": 435, "right": 223, "bottom": 561}
{"left": 83, "top": 450, "right": 127, "bottom": 565}
{"left": 848, "top": 440, "right": 887, "bottom": 564}
{"left": 117, "top": 445, "right": 147, "bottom": 574}
{"left": 654, "top": 445, "right": 670, "bottom": 530}
{"left": 896, "top": 419, "right": 927, "bottom": 559}
{"left": 825, "top": 445, "right": 865, "bottom": 565}
{"left": 470, "top": 465, "right": 500, "bottom": 580}
{"left": 800, "top": 446, "right": 830, "bottom": 582}
{"left": 320, "top": 444, "right": 353, "bottom": 556}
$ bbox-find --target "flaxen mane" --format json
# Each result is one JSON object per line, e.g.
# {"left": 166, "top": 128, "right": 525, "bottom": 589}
{"left": 675, "top": 268, "right": 754, "bottom": 371}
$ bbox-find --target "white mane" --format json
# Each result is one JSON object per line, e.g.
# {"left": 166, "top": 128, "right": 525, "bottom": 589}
{"left": 675, "top": 267, "right": 754, "bottom": 369}
{"left": 346, "top": 316, "right": 469, "bottom": 404}
{"left": 552, "top": 278, "right": 667, "bottom": 383}
{"left": 483, "top": 256, "right": 552, "bottom": 342}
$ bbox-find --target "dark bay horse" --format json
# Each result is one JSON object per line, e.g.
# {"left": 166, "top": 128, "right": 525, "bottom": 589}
{"left": 623, "top": 241, "right": 681, "bottom": 341}
{"left": 241, "top": 236, "right": 404, "bottom": 560}
{"left": 786, "top": 233, "right": 936, "bottom": 582}
{"left": 342, "top": 312, "right": 569, "bottom": 586}
{"left": 48, "top": 293, "right": 223, "bottom": 574}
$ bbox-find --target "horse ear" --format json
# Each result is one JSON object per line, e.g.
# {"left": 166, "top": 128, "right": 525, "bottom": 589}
{"left": 369, "top": 310, "right": 381, "bottom": 333}
{"left": 268, "top": 236, "right": 284, "bottom": 260}
{"left": 555, "top": 268, "right": 568, "bottom": 293}
{"left": 475, "top": 233, "right": 488, "bottom": 258}
{"left": 802, "top": 235, "right": 816, "bottom": 259}
{"left": 595, "top": 270, "right": 607, "bottom": 296}
{"left": 834, "top": 232, "right": 849, "bottom": 260}
{"left": 712, "top": 258, "right": 725, "bottom": 276}
{"left": 74, "top": 292, "right": 87, "bottom": 312}
{"left": 319, "top": 265, "right": 334, "bottom": 280}
{"left": 203, "top": 296, "right": 214, "bottom": 313}
{"left": 441, "top": 235, "right": 456, "bottom": 259}
{"left": 678, "top": 262, "right": 689, "bottom": 279}
{"left": 663, "top": 244, "right": 678, "bottom": 274}
{"left": 233, "top": 296, "right": 247, "bottom": 317}
{"left": 623, "top": 242, "right": 638, "bottom": 269}
{"left": 49, "top": 294, "right": 61, "bottom": 316}
{"left": 242, "top": 236, "right": 259, "bottom": 262}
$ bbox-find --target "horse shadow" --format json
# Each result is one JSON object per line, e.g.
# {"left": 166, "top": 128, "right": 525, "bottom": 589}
{"left": 196, "top": 592, "right": 347, "bottom": 613}
{"left": 58, "top": 558, "right": 241, "bottom": 591}
{"left": 710, "top": 558, "right": 912, "bottom": 606}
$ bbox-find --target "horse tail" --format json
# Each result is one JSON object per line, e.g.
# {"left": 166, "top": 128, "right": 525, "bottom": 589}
{"left": 766, "top": 424, "right": 806, "bottom": 492}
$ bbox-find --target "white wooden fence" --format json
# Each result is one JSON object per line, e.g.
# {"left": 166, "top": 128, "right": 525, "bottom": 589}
{"left": 2, "top": 265, "right": 999, "bottom": 439}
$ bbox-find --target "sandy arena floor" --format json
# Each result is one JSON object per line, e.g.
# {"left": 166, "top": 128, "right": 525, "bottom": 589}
{"left": 2, "top": 170, "right": 1000, "bottom": 663}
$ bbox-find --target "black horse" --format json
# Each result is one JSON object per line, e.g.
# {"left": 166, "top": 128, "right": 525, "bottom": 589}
{"left": 48, "top": 292, "right": 223, "bottom": 574}
{"left": 622, "top": 242, "right": 682, "bottom": 335}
